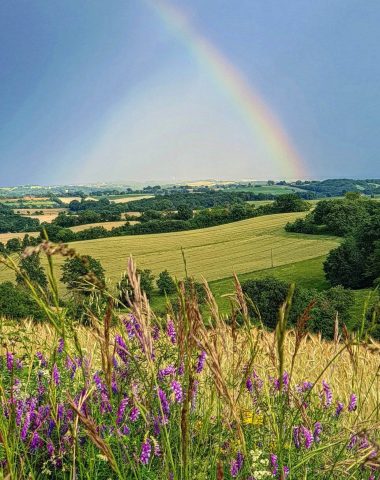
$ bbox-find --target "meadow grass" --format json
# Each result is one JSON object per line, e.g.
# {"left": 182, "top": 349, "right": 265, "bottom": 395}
{"left": 109, "top": 195, "right": 154, "bottom": 203}
{"left": 45, "top": 212, "right": 339, "bottom": 284}
{"left": 0, "top": 249, "right": 378, "bottom": 479}
{"left": 69, "top": 221, "right": 130, "bottom": 232}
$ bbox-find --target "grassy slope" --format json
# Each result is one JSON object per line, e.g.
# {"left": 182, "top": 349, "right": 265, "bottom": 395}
{"left": 0, "top": 211, "right": 338, "bottom": 287}
{"left": 58, "top": 212, "right": 339, "bottom": 283}
{"left": 150, "top": 255, "right": 373, "bottom": 325}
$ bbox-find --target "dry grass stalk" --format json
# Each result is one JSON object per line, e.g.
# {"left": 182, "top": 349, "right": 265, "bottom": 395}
{"left": 69, "top": 395, "right": 118, "bottom": 473}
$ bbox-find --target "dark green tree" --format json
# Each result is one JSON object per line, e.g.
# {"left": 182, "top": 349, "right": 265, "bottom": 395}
{"left": 61, "top": 255, "right": 105, "bottom": 292}
{"left": 117, "top": 268, "right": 155, "bottom": 304}
{"left": 324, "top": 237, "right": 365, "bottom": 288}
{"left": 157, "top": 270, "right": 176, "bottom": 295}
{"left": 6, "top": 238, "right": 22, "bottom": 252}
{"left": 0, "top": 281, "right": 45, "bottom": 321}
{"left": 16, "top": 253, "right": 48, "bottom": 290}
{"left": 176, "top": 204, "right": 193, "bottom": 221}
{"left": 271, "top": 194, "right": 310, "bottom": 213}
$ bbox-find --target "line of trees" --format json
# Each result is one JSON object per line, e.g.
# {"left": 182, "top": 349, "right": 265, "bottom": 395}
{"left": 41, "top": 194, "right": 310, "bottom": 244}
{"left": 285, "top": 194, "right": 380, "bottom": 289}
{"left": 0, "top": 203, "right": 40, "bottom": 233}
{"left": 242, "top": 277, "right": 355, "bottom": 340}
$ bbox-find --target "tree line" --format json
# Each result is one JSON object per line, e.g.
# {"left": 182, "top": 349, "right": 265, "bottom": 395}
{"left": 286, "top": 193, "right": 380, "bottom": 289}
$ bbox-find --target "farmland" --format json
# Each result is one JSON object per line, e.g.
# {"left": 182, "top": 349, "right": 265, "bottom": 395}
{"left": 14, "top": 208, "right": 66, "bottom": 223}
{"left": 68, "top": 212, "right": 338, "bottom": 281}
{"left": 0, "top": 211, "right": 339, "bottom": 285}
{"left": 108, "top": 194, "right": 154, "bottom": 203}
{"left": 69, "top": 220, "right": 130, "bottom": 232}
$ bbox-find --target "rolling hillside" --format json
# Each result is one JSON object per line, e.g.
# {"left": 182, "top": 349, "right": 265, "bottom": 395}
{"left": 44, "top": 212, "right": 338, "bottom": 284}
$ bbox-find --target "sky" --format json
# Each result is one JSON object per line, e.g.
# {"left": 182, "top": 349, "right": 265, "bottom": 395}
{"left": 0, "top": 0, "right": 379, "bottom": 186}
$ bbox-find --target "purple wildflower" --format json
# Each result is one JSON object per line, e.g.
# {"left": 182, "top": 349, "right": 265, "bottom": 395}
{"left": 191, "top": 380, "right": 199, "bottom": 411}
{"left": 152, "top": 324, "right": 160, "bottom": 340}
{"left": 335, "top": 402, "right": 344, "bottom": 417}
{"left": 252, "top": 370, "right": 263, "bottom": 390}
{"left": 93, "top": 372, "right": 107, "bottom": 394}
{"left": 196, "top": 351, "right": 206, "bottom": 373}
{"left": 35, "top": 352, "right": 47, "bottom": 367}
{"left": 124, "top": 315, "right": 141, "bottom": 339}
{"left": 111, "top": 377, "right": 118, "bottom": 394}
{"left": 347, "top": 435, "right": 358, "bottom": 450}
{"left": 230, "top": 460, "right": 238, "bottom": 478}
{"left": 140, "top": 438, "right": 151, "bottom": 465}
{"left": 116, "top": 397, "right": 129, "bottom": 425}
{"left": 15, "top": 401, "right": 23, "bottom": 426}
{"left": 177, "top": 362, "right": 184, "bottom": 375}
{"left": 359, "top": 437, "right": 370, "bottom": 450}
{"left": 153, "top": 416, "right": 161, "bottom": 436}
{"left": 273, "top": 371, "right": 289, "bottom": 392}
{"left": 115, "top": 335, "right": 128, "bottom": 364}
{"left": 313, "top": 422, "right": 322, "bottom": 443}
{"left": 293, "top": 426, "right": 301, "bottom": 449}
{"left": 21, "top": 412, "right": 31, "bottom": 441}
{"left": 100, "top": 392, "right": 112, "bottom": 414}
{"left": 303, "top": 426, "right": 313, "bottom": 449}
{"left": 322, "top": 380, "right": 332, "bottom": 407}
{"left": 283, "top": 466, "right": 290, "bottom": 478}
{"left": 171, "top": 380, "right": 183, "bottom": 403}
{"left": 167, "top": 320, "right": 176, "bottom": 344}
{"left": 270, "top": 454, "right": 278, "bottom": 476}
{"left": 121, "top": 425, "right": 130, "bottom": 435}
{"left": 65, "top": 356, "right": 77, "bottom": 379}
{"left": 6, "top": 352, "right": 13, "bottom": 371}
{"left": 230, "top": 452, "right": 243, "bottom": 478}
{"left": 57, "top": 338, "right": 64, "bottom": 354}
{"left": 158, "top": 365, "right": 176, "bottom": 381}
{"left": 30, "top": 431, "right": 41, "bottom": 450}
{"left": 158, "top": 388, "right": 170, "bottom": 417}
{"left": 57, "top": 404, "right": 65, "bottom": 420}
{"left": 129, "top": 406, "right": 140, "bottom": 422}
{"left": 348, "top": 393, "right": 357, "bottom": 412}
{"left": 246, "top": 376, "right": 253, "bottom": 393}
{"left": 52, "top": 364, "right": 60, "bottom": 386}
{"left": 294, "top": 426, "right": 314, "bottom": 449}
{"left": 47, "top": 441, "right": 54, "bottom": 456}
{"left": 299, "top": 381, "right": 313, "bottom": 392}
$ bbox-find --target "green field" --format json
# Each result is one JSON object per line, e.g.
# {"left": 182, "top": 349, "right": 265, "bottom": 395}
{"left": 62, "top": 212, "right": 339, "bottom": 282}
{"left": 0, "top": 212, "right": 339, "bottom": 285}
{"left": 0, "top": 209, "right": 374, "bottom": 323}
{"left": 223, "top": 185, "right": 306, "bottom": 195}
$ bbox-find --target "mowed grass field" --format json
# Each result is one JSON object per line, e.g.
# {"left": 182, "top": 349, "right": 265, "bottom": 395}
{"left": 15, "top": 208, "right": 67, "bottom": 223}
{"left": 0, "top": 231, "right": 39, "bottom": 243}
{"left": 69, "top": 221, "right": 136, "bottom": 232}
{"left": 44, "top": 212, "right": 339, "bottom": 284}
{"left": 109, "top": 195, "right": 154, "bottom": 203}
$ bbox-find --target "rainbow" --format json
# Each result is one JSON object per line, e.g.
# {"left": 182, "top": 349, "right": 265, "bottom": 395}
{"left": 147, "top": 0, "right": 306, "bottom": 178}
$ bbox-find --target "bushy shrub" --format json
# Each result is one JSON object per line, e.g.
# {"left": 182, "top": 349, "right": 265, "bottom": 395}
{"left": 0, "top": 281, "right": 45, "bottom": 321}
{"left": 242, "top": 277, "right": 354, "bottom": 339}
{"left": 16, "top": 253, "right": 47, "bottom": 290}
{"left": 118, "top": 269, "right": 155, "bottom": 304}
{"left": 157, "top": 270, "right": 177, "bottom": 295}
{"left": 61, "top": 255, "right": 105, "bottom": 292}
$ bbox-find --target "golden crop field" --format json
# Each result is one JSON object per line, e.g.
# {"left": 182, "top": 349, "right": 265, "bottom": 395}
{"left": 69, "top": 220, "right": 132, "bottom": 232}
{"left": 57, "top": 196, "right": 82, "bottom": 204}
{"left": 60, "top": 212, "right": 338, "bottom": 283}
{"left": 0, "top": 231, "right": 39, "bottom": 243}
{"left": 14, "top": 208, "right": 67, "bottom": 223}
{"left": 110, "top": 194, "right": 154, "bottom": 204}
{"left": 0, "top": 212, "right": 339, "bottom": 285}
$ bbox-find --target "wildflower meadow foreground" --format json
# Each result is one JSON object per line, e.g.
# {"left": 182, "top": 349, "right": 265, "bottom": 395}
{"left": 0, "top": 243, "right": 379, "bottom": 479}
